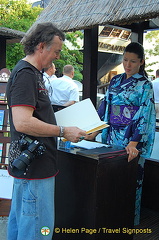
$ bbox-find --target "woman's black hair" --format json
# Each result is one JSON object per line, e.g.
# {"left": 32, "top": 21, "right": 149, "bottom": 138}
{"left": 124, "top": 42, "right": 148, "bottom": 77}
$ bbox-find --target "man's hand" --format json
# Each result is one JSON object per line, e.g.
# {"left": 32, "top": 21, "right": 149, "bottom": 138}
{"left": 63, "top": 127, "right": 87, "bottom": 143}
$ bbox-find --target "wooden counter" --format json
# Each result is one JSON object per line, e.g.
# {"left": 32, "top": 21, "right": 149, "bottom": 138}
{"left": 53, "top": 147, "right": 139, "bottom": 240}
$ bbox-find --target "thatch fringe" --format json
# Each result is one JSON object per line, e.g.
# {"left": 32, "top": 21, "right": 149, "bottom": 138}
{"left": 0, "top": 27, "right": 25, "bottom": 38}
{"left": 33, "top": 0, "right": 159, "bottom": 31}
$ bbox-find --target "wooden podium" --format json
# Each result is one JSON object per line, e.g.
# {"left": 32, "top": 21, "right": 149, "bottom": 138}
{"left": 53, "top": 147, "right": 138, "bottom": 240}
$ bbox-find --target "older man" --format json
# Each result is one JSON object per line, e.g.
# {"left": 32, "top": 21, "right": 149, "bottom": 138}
{"left": 6, "top": 22, "right": 86, "bottom": 240}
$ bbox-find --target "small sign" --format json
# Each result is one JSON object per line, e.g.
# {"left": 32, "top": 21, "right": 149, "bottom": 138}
{"left": 0, "top": 169, "right": 13, "bottom": 199}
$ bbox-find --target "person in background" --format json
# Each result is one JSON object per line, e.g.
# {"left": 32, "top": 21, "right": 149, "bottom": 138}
{"left": 43, "top": 63, "right": 57, "bottom": 98}
{"left": 152, "top": 69, "right": 159, "bottom": 126}
{"left": 6, "top": 22, "right": 87, "bottom": 240}
{"left": 86, "top": 42, "right": 156, "bottom": 225}
{"left": 49, "top": 64, "right": 79, "bottom": 106}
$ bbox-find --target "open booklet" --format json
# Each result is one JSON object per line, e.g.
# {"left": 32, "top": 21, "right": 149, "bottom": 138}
{"left": 55, "top": 98, "right": 109, "bottom": 135}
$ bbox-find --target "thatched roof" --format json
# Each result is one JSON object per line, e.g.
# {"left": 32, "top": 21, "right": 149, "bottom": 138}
{"left": 33, "top": 0, "right": 159, "bottom": 31}
{"left": 0, "top": 27, "right": 25, "bottom": 43}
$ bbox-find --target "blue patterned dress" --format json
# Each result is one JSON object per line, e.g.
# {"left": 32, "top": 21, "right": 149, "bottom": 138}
{"left": 98, "top": 72, "right": 156, "bottom": 225}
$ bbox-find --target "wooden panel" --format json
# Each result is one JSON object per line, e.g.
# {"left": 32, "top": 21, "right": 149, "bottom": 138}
{"left": 53, "top": 149, "right": 138, "bottom": 240}
{"left": 0, "top": 198, "right": 11, "bottom": 216}
{"left": 142, "top": 159, "right": 159, "bottom": 211}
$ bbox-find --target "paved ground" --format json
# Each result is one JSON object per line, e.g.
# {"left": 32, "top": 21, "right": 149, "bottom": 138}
{"left": 1, "top": 208, "right": 159, "bottom": 240}
{"left": 133, "top": 208, "right": 159, "bottom": 240}
{"left": 0, "top": 217, "right": 8, "bottom": 240}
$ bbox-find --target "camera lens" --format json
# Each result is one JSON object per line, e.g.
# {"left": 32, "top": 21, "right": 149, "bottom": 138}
{"left": 12, "top": 150, "right": 34, "bottom": 176}
{"left": 11, "top": 136, "right": 45, "bottom": 176}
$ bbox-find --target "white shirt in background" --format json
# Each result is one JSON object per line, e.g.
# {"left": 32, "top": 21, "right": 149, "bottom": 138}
{"left": 48, "top": 75, "right": 79, "bottom": 105}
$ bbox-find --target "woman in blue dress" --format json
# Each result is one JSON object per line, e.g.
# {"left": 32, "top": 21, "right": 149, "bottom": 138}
{"left": 86, "top": 42, "right": 156, "bottom": 225}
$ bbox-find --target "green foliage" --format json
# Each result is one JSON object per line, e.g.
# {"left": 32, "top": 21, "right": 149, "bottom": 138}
{"left": 0, "top": 0, "right": 42, "bottom": 31}
{"left": 145, "top": 30, "right": 159, "bottom": 73}
{"left": 1, "top": 0, "right": 42, "bottom": 70}
{"left": 65, "top": 31, "right": 83, "bottom": 49}
{"left": 6, "top": 43, "right": 25, "bottom": 70}
{"left": 55, "top": 41, "right": 83, "bottom": 81}
{"left": 1, "top": 0, "right": 84, "bottom": 81}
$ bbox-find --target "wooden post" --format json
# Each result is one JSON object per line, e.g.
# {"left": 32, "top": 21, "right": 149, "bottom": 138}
{"left": 0, "top": 37, "right": 6, "bottom": 69}
{"left": 83, "top": 26, "right": 98, "bottom": 108}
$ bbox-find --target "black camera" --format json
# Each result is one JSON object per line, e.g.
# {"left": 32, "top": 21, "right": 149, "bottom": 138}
{"left": 12, "top": 135, "right": 46, "bottom": 176}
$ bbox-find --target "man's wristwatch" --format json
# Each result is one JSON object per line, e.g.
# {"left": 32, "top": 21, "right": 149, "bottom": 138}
{"left": 59, "top": 126, "right": 65, "bottom": 137}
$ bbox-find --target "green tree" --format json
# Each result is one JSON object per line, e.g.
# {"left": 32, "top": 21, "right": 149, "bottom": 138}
{"left": 145, "top": 30, "right": 159, "bottom": 75}
{"left": 0, "top": 0, "right": 42, "bottom": 69}
{"left": 0, "top": 0, "right": 84, "bottom": 81}
{"left": 0, "top": 0, "right": 42, "bottom": 31}
{"left": 55, "top": 31, "right": 83, "bottom": 81}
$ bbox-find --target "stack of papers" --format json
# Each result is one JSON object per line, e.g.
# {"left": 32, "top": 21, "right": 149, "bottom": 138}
{"left": 76, "top": 145, "right": 126, "bottom": 160}
{"left": 71, "top": 140, "right": 110, "bottom": 149}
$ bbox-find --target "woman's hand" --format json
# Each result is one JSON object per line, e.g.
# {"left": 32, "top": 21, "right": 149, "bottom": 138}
{"left": 125, "top": 141, "right": 139, "bottom": 162}
{"left": 84, "top": 131, "right": 100, "bottom": 141}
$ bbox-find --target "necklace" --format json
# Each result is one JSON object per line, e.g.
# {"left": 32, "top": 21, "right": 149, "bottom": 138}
{"left": 43, "top": 73, "right": 53, "bottom": 97}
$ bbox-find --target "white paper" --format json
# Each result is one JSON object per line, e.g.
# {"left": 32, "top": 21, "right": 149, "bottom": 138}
{"left": 55, "top": 98, "right": 108, "bottom": 133}
{"left": 70, "top": 140, "right": 110, "bottom": 149}
{"left": 0, "top": 169, "right": 13, "bottom": 199}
